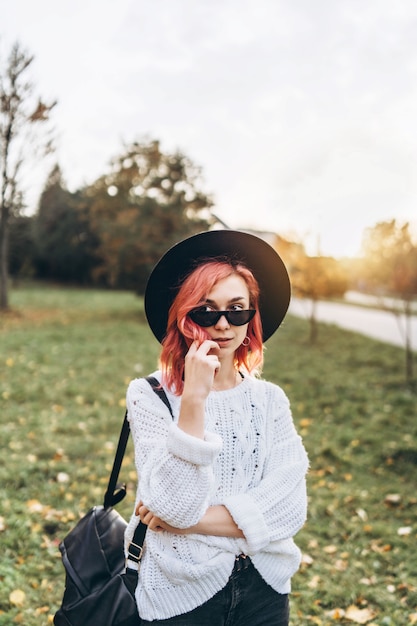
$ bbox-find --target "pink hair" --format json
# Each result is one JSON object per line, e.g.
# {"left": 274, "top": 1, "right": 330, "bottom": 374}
{"left": 159, "top": 260, "right": 264, "bottom": 394}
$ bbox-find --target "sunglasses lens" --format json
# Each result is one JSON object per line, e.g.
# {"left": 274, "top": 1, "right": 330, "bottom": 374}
{"left": 188, "top": 309, "right": 256, "bottom": 327}
{"left": 188, "top": 310, "right": 219, "bottom": 327}
{"left": 227, "top": 310, "right": 256, "bottom": 326}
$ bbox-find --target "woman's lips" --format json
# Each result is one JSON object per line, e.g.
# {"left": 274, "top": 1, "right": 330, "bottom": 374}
{"left": 214, "top": 338, "right": 233, "bottom": 346}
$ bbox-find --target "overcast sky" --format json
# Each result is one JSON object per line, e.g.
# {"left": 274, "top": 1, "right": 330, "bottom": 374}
{"left": 2, "top": 0, "right": 417, "bottom": 257}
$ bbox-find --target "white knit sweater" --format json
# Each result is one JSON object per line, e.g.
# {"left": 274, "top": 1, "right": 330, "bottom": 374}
{"left": 124, "top": 371, "right": 308, "bottom": 621}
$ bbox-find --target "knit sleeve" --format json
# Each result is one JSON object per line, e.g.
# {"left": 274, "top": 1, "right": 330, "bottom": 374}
{"left": 126, "top": 377, "right": 222, "bottom": 529}
{"left": 222, "top": 385, "right": 308, "bottom": 554}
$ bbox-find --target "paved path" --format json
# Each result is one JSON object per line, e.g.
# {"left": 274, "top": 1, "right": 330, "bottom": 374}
{"left": 289, "top": 298, "right": 417, "bottom": 350}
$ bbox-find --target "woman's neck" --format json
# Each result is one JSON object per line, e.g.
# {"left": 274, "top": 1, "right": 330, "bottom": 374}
{"left": 212, "top": 367, "right": 242, "bottom": 391}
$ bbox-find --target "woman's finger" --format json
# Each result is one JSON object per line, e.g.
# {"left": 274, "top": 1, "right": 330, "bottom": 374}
{"left": 136, "top": 501, "right": 153, "bottom": 522}
{"left": 198, "top": 340, "right": 220, "bottom": 355}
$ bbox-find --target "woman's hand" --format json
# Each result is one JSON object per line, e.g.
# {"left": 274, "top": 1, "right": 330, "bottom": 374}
{"left": 136, "top": 501, "right": 187, "bottom": 534}
{"left": 177, "top": 339, "right": 220, "bottom": 439}
{"left": 183, "top": 339, "right": 221, "bottom": 399}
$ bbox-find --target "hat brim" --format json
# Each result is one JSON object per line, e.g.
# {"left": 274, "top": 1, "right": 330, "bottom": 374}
{"left": 144, "top": 230, "right": 291, "bottom": 343}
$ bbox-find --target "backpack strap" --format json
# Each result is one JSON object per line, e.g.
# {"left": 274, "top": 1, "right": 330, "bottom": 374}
{"left": 144, "top": 376, "right": 174, "bottom": 418}
{"left": 124, "top": 376, "right": 174, "bottom": 573}
{"left": 103, "top": 410, "right": 130, "bottom": 508}
{"left": 103, "top": 376, "right": 173, "bottom": 508}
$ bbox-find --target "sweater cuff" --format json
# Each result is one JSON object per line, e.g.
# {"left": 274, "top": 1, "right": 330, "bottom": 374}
{"left": 223, "top": 494, "right": 270, "bottom": 554}
{"left": 167, "top": 422, "right": 222, "bottom": 466}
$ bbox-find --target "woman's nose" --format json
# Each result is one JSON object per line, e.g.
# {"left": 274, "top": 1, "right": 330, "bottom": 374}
{"left": 215, "top": 313, "right": 230, "bottom": 329}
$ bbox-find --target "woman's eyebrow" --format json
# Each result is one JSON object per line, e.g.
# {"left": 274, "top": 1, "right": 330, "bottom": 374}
{"left": 204, "top": 296, "right": 247, "bottom": 305}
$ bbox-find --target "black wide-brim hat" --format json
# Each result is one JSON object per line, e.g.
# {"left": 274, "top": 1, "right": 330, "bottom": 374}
{"left": 145, "top": 229, "right": 291, "bottom": 343}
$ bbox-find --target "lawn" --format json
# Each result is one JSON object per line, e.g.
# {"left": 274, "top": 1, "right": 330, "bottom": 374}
{"left": 0, "top": 285, "right": 416, "bottom": 625}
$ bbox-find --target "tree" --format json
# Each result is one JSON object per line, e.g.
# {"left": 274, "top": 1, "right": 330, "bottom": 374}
{"left": 8, "top": 214, "right": 36, "bottom": 280}
{"left": 33, "top": 165, "right": 99, "bottom": 283}
{"left": 84, "top": 139, "right": 214, "bottom": 292}
{"left": 0, "top": 42, "right": 55, "bottom": 309}
{"left": 360, "top": 219, "right": 417, "bottom": 385}
{"left": 290, "top": 250, "right": 349, "bottom": 343}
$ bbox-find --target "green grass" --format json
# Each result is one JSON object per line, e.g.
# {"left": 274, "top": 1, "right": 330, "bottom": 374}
{"left": 0, "top": 285, "right": 416, "bottom": 625}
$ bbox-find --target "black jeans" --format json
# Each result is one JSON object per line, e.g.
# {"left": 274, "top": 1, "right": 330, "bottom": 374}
{"left": 140, "top": 555, "right": 289, "bottom": 626}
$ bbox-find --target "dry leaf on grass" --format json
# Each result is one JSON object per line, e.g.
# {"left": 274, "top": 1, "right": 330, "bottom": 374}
{"left": 26, "top": 499, "right": 44, "bottom": 513}
{"left": 327, "top": 607, "right": 345, "bottom": 619}
{"left": 345, "top": 604, "right": 377, "bottom": 623}
{"left": 9, "top": 589, "right": 26, "bottom": 606}
{"left": 307, "top": 574, "right": 321, "bottom": 589}
{"left": 384, "top": 493, "right": 401, "bottom": 506}
{"left": 35, "top": 605, "right": 50, "bottom": 615}
{"left": 323, "top": 544, "right": 338, "bottom": 554}
{"left": 301, "top": 553, "right": 314, "bottom": 566}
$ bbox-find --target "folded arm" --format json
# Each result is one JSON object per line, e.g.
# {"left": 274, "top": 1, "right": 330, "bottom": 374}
{"left": 137, "top": 501, "right": 245, "bottom": 538}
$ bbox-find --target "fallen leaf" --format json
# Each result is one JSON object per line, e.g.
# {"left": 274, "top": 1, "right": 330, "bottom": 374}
{"left": 345, "top": 605, "right": 377, "bottom": 623}
{"left": 360, "top": 576, "right": 377, "bottom": 586}
{"left": 398, "top": 526, "right": 412, "bottom": 536}
{"left": 384, "top": 493, "right": 401, "bottom": 506}
{"left": 308, "top": 574, "right": 321, "bottom": 589}
{"left": 27, "top": 499, "right": 44, "bottom": 513}
{"left": 356, "top": 508, "right": 368, "bottom": 521}
{"left": 370, "top": 541, "right": 391, "bottom": 553}
{"left": 324, "top": 545, "right": 338, "bottom": 554}
{"left": 327, "top": 607, "right": 345, "bottom": 619}
{"left": 9, "top": 589, "right": 26, "bottom": 606}
{"left": 334, "top": 559, "right": 348, "bottom": 571}
{"left": 56, "top": 472, "right": 70, "bottom": 483}
{"left": 301, "top": 553, "right": 314, "bottom": 566}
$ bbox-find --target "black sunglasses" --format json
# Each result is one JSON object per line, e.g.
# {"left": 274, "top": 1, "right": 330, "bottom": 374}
{"left": 188, "top": 309, "right": 256, "bottom": 327}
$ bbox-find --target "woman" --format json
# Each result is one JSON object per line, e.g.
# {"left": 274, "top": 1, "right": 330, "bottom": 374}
{"left": 125, "top": 230, "right": 308, "bottom": 625}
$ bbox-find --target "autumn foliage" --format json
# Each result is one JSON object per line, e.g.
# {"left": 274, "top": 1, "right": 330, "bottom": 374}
{"left": 356, "top": 219, "right": 417, "bottom": 384}
{"left": 358, "top": 219, "right": 417, "bottom": 299}
{"left": 276, "top": 237, "right": 349, "bottom": 343}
